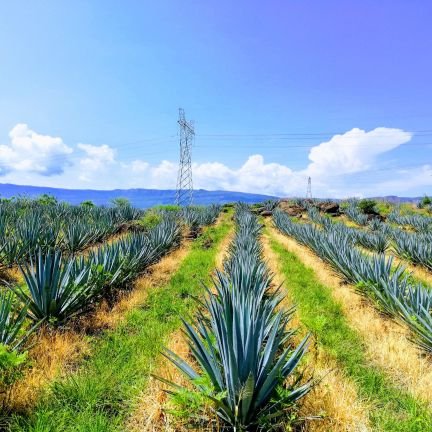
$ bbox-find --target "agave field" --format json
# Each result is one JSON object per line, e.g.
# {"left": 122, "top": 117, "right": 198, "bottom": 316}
{"left": 274, "top": 209, "right": 432, "bottom": 353}
{"left": 0, "top": 196, "right": 432, "bottom": 431}
{"left": 163, "top": 204, "right": 311, "bottom": 430}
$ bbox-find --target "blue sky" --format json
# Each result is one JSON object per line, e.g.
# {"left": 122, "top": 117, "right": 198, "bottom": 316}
{"left": 0, "top": 0, "right": 431, "bottom": 197}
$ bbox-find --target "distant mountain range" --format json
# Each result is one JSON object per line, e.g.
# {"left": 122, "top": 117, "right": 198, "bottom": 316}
{"left": 0, "top": 184, "right": 277, "bottom": 208}
{"left": 0, "top": 184, "right": 423, "bottom": 208}
{"left": 370, "top": 196, "right": 422, "bottom": 204}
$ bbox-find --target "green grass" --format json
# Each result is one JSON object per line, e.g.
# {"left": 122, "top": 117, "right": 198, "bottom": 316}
{"left": 12, "top": 214, "right": 232, "bottom": 432}
{"left": 267, "top": 229, "right": 432, "bottom": 432}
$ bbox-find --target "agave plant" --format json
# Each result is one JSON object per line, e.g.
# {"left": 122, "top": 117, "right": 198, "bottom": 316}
{"left": 62, "top": 221, "right": 99, "bottom": 254}
{"left": 262, "top": 199, "right": 279, "bottom": 211}
{"left": 345, "top": 206, "right": 369, "bottom": 226}
{"left": 354, "top": 230, "right": 390, "bottom": 253}
{"left": 392, "top": 231, "right": 432, "bottom": 270}
{"left": 147, "top": 219, "right": 181, "bottom": 255}
{"left": 399, "top": 305, "right": 432, "bottom": 353}
{"left": 0, "top": 234, "right": 28, "bottom": 267}
{"left": 164, "top": 278, "right": 310, "bottom": 429}
{"left": 367, "top": 218, "right": 382, "bottom": 231}
{"left": 12, "top": 249, "right": 94, "bottom": 324}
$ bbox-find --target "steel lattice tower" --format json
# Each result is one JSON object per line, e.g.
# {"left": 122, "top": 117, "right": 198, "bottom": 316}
{"left": 175, "top": 108, "right": 194, "bottom": 206}
{"left": 306, "top": 176, "right": 312, "bottom": 199}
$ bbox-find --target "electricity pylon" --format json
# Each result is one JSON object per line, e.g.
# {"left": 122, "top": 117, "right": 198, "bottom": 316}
{"left": 306, "top": 176, "right": 312, "bottom": 199}
{"left": 175, "top": 108, "right": 194, "bottom": 206}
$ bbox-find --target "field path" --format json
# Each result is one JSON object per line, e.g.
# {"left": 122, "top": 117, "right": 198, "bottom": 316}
{"left": 127, "top": 214, "right": 235, "bottom": 432}
{"left": 261, "top": 231, "right": 371, "bottom": 432}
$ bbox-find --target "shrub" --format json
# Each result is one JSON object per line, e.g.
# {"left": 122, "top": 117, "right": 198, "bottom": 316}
{"left": 36, "top": 194, "right": 58, "bottom": 206}
{"left": 358, "top": 199, "right": 377, "bottom": 214}
{"left": 154, "top": 204, "right": 181, "bottom": 212}
{"left": 111, "top": 197, "right": 131, "bottom": 208}
{"left": 80, "top": 200, "right": 95, "bottom": 208}
{"left": 138, "top": 210, "right": 162, "bottom": 231}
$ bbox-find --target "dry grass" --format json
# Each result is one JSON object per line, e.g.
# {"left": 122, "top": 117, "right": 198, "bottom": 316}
{"left": 214, "top": 230, "right": 234, "bottom": 269}
{"left": 262, "top": 234, "right": 371, "bottom": 432}
{"left": 269, "top": 226, "right": 432, "bottom": 409}
{"left": 390, "top": 253, "right": 432, "bottom": 285}
{"left": 6, "top": 241, "right": 193, "bottom": 413}
{"left": 338, "top": 215, "right": 360, "bottom": 228}
{"left": 128, "top": 330, "right": 191, "bottom": 432}
{"left": 8, "top": 328, "right": 90, "bottom": 411}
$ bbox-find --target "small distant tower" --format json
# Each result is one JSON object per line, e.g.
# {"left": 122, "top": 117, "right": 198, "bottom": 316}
{"left": 175, "top": 108, "right": 194, "bottom": 206}
{"left": 306, "top": 176, "right": 312, "bottom": 199}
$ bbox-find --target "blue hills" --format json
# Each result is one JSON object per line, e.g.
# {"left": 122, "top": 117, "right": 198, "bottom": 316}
{"left": 0, "top": 183, "right": 277, "bottom": 208}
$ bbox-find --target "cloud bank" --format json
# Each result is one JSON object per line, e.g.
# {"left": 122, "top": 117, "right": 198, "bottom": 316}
{"left": 0, "top": 124, "right": 73, "bottom": 176}
{"left": 306, "top": 127, "right": 413, "bottom": 177}
{"left": 0, "top": 124, "right": 425, "bottom": 197}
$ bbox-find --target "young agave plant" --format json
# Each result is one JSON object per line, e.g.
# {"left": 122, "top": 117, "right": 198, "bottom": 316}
{"left": 354, "top": 230, "right": 390, "bottom": 253}
{"left": 164, "top": 281, "right": 310, "bottom": 429}
{"left": 62, "top": 221, "right": 98, "bottom": 254}
{"left": 13, "top": 249, "right": 93, "bottom": 324}
{"left": 0, "top": 291, "right": 36, "bottom": 350}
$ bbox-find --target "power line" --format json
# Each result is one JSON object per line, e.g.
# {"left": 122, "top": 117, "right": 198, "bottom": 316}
{"left": 197, "top": 129, "right": 432, "bottom": 138}
{"left": 194, "top": 142, "right": 432, "bottom": 148}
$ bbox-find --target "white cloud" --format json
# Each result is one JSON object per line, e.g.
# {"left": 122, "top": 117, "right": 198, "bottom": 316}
{"left": 0, "top": 123, "right": 73, "bottom": 176}
{"left": 149, "top": 160, "right": 177, "bottom": 189}
{"left": 146, "top": 155, "right": 302, "bottom": 196}
{"left": 0, "top": 124, "right": 422, "bottom": 198}
{"left": 78, "top": 143, "right": 116, "bottom": 168}
{"left": 373, "top": 164, "right": 432, "bottom": 194}
{"left": 77, "top": 143, "right": 116, "bottom": 182}
{"left": 306, "top": 127, "right": 412, "bottom": 177}
{"left": 130, "top": 160, "right": 149, "bottom": 173}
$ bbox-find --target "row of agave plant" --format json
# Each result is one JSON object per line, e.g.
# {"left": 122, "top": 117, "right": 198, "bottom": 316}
{"left": 391, "top": 229, "right": 432, "bottom": 271}
{"left": 344, "top": 205, "right": 369, "bottom": 226}
{"left": 310, "top": 206, "right": 432, "bottom": 271}
{"left": 0, "top": 216, "right": 180, "bottom": 367}
{"left": 0, "top": 201, "right": 143, "bottom": 267}
{"left": 341, "top": 211, "right": 432, "bottom": 271}
{"left": 308, "top": 207, "right": 392, "bottom": 254}
{"left": 0, "top": 205, "right": 221, "bottom": 404}
{"left": 181, "top": 205, "right": 222, "bottom": 236}
{"left": 163, "top": 204, "right": 311, "bottom": 431}
{"left": 274, "top": 209, "right": 432, "bottom": 354}
{"left": 387, "top": 210, "right": 432, "bottom": 233}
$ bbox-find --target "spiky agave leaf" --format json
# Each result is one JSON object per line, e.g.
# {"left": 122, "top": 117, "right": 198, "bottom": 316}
{"left": 0, "top": 291, "right": 39, "bottom": 351}
{"left": 13, "top": 249, "right": 94, "bottom": 324}
{"left": 62, "top": 221, "right": 99, "bottom": 254}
